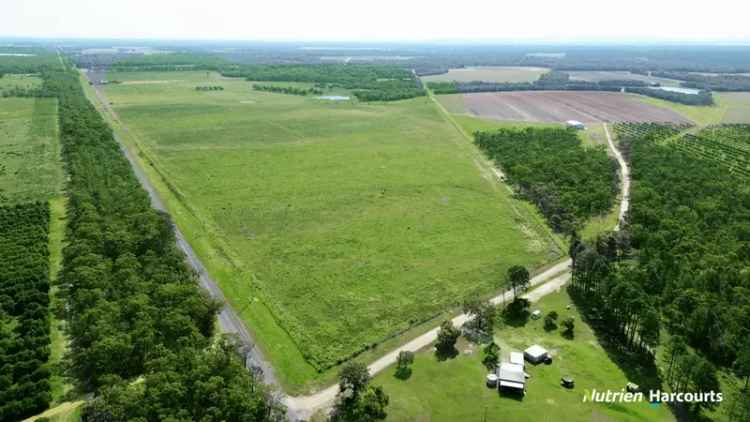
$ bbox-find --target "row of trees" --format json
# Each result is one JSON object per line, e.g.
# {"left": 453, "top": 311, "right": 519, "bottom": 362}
{"left": 474, "top": 128, "right": 619, "bottom": 233}
{"left": 41, "top": 68, "right": 283, "bottom": 420}
{"left": 195, "top": 85, "right": 225, "bottom": 91}
{"left": 569, "top": 230, "right": 661, "bottom": 354}
{"left": 0, "top": 202, "right": 52, "bottom": 421}
{"left": 252, "top": 84, "right": 322, "bottom": 96}
{"left": 627, "top": 87, "right": 714, "bottom": 106}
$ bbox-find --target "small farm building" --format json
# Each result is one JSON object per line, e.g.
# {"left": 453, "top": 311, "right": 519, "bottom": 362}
{"left": 524, "top": 344, "right": 549, "bottom": 364}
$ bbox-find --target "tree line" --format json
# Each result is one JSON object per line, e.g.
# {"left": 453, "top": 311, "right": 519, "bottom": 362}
{"left": 252, "top": 84, "right": 322, "bottom": 96}
{"left": 474, "top": 127, "right": 619, "bottom": 233}
{"left": 41, "top": 68, "right": 284, "bottom": 420}
{"left": 0, "top": 202, "right": 52, "bottom": 421}
{"left": 627, "top": 86, "right": 714, "bottom": 106}
{"left": 195, "top": 85, "right": 225, "bottom": 91}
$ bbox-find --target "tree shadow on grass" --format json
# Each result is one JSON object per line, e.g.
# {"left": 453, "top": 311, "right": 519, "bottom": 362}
{"left": 394, "top": 367, "right": 412, "bottom": 380}
{"left": 502, "top": 309, "right": 530, "bottom": 328}
{"left": 435, "top": 347, "right": 459, "bottom": 362}
{"left": 501, "top": 298, "right": 531, "bottom": 328}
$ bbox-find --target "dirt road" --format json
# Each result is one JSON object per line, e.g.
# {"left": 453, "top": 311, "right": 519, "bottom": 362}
{"left": 603, "top": 123, "right": 630, "bottom": 230}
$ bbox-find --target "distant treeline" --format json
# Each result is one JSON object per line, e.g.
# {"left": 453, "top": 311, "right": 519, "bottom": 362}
{"left": 40, "top": 69, "right": 284, "bottom": 419}
{"left": 224, "top": 64, "right": 425, "bottom": 102}
{"left": 107, "top": 53, "right": 229, "bottom": 72}
{"left": 474, "top": 127, "right": 619, "bottom": 233}
{"left": 252, "top": 83, "right": 322, "bottom": 96}
{"left": 648, "top": 71, "right": 750, "bottom": 92}
{"left": 429, "top": 71, "right": 714, "bottom": 106}
{"left": 195, "top": 85, "right": 224, "bottom": 91}
{"left": 0, "top": 202, "right": 52, "bottom": 421}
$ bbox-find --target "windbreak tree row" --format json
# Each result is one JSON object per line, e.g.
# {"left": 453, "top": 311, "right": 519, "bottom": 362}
{"left": 474, "top": 127, "right": 619, "bottom": 234}
{"left": 43, "top": 69, "right": 283, "bottom": 420}
{"left": 0, "top": 202, "right": 52, "bottom": 422}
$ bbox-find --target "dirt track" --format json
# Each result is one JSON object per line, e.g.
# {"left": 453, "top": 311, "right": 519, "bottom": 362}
{"left": 463, "top": 91, "right": 693, "bottom": 124}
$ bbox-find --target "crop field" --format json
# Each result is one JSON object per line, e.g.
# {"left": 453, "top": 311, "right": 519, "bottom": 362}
{"left": 0, "top": 74, "right": 43, "bottom": 92}
{"left": 669, "top": 125, "right": 750, "bottom": 178}
{"left": 422, "top": 66, "right": 549, "bottom": 83}
{"left": 99, "top": 70, "right": 561, "bottom": 385}
{"left": 374, "top": 289, "right": 674, "bottom": 422}
{"left": 0, "top": 97, "right": 62, "bottom": 204}
{"left": 459, "top": 91, "right": 692, "bottom": 123}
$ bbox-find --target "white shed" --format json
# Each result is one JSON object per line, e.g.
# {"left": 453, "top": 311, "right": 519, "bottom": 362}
{"left": 524, "top": 344, "right": 549, "bottom": 364}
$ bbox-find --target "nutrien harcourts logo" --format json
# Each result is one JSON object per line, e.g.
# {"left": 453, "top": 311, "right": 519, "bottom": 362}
{"left": 582, "top": 389, "right": 723, "bottom": 405}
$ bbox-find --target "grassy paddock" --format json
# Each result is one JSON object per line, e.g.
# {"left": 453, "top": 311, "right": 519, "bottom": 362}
{"left": 0, "top": 97, "right": 62, "bottom": 204}
{"left": 374, "top": 289, "right": 675, "bottom": 422}
{"left": 48, "top": 196, "right": 70, "bottom": 404}
{"left": 93, "top": 70, "right": 561, "bottom": 389}
{"left": 0, "top": 74, "right": 43, "bottom": 91}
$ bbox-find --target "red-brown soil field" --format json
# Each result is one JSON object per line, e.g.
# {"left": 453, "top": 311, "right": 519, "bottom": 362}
{"left": 462, "top": 91, "right": 693, "bottom": 123}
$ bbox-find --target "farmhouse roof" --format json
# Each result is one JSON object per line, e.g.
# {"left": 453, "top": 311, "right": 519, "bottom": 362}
{"left": 510, "top": 352, "right": 525, "bottom": 366}
{"left": 498, "top": 363, "right": 525, "bottom": 383}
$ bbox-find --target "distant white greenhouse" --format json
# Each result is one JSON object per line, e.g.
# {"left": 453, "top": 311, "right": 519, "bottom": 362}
{"left": 566, "top": 120, "right": 586, "bottom": 130}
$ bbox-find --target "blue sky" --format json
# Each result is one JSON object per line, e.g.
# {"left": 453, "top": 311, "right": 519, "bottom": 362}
{"left": 3, "top": 0, "right": 749, "bottom": 43}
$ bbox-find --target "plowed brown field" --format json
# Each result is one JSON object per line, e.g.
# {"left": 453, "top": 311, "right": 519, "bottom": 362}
{"left": 462, "top": 91, "right": 693, "bottom": 123}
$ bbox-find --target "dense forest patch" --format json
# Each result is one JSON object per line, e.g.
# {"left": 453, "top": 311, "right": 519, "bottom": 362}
{"left": 474, "top": 127, "right": 619, "bottom": 233}
{"left": 570, "top": 123, "right": 750, "bottom": 419}
{"left": 0, "top": 202, "right": 52, "bottom": 421}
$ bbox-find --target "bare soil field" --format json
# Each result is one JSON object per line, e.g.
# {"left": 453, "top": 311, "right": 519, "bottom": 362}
{"left": 462, "top": 91, "right": 693, "bottom": 123}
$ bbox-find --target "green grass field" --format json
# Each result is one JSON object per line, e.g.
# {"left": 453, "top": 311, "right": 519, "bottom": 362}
{"left": 635, "top": 92, "right": 750, "bottom": 127}
{"left": 97, "top": 70, "right": 562, "bottom": 389}
{"left": 0, "top": 74, "right": 43, "bottom": 92}
{"left": 48, "top": 196, "right": 71, "bottom": 404}
{"left": 0, "top": 97, "right": 62, "bottom": 204}
{"left": 374, "top": 288, "right": 675, "bottom": 422}
{"left": 423, "top": 67, "right": 549, "bottom": 84}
